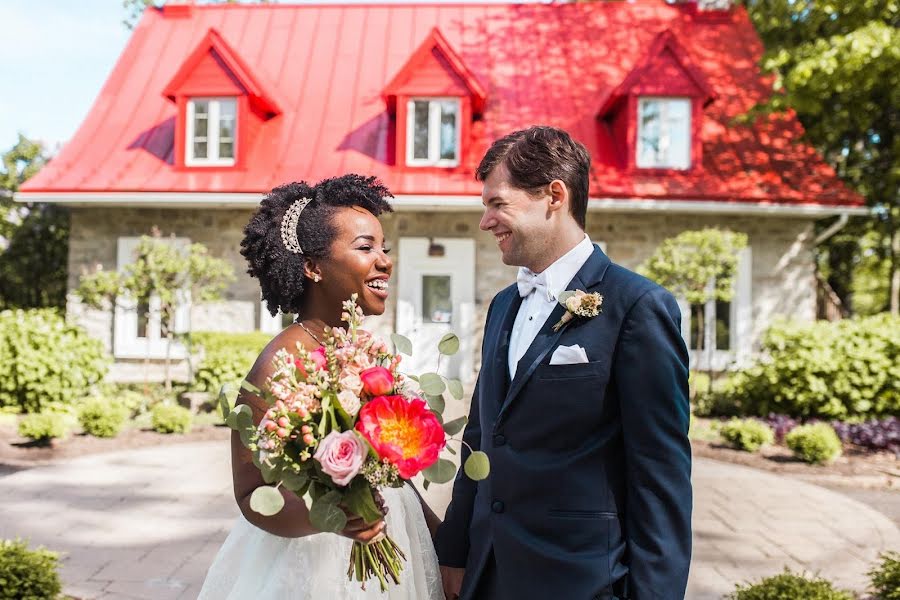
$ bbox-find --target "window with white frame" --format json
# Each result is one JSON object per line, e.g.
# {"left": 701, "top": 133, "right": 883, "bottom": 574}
{"left": 113, "top": 237, "right": 191, "bottom": 359}
{"left": 186, "top": 97, "right": 237, "bottom": 166}
{"left": 636, "top": 97, "right": 691, "bottom": 170}
{"left": 406, "top": 98, "right": 460, "bottom": 167}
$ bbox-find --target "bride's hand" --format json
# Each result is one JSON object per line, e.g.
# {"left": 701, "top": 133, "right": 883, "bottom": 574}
{"left": 338, "top": 490, "right": 389, "bottom": 544}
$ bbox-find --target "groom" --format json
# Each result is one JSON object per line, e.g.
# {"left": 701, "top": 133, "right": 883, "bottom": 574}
{"left": 434, "top": 126, "right": 692, "bottom": 600}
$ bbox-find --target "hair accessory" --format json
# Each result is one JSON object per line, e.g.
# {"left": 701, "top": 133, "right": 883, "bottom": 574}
{"left": 280, "top": 197, "right": 312, "bottom": 254}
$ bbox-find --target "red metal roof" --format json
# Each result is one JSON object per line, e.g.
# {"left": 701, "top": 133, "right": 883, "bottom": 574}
{"left": 21, "top": 1, "right": 862, "bottom": 206}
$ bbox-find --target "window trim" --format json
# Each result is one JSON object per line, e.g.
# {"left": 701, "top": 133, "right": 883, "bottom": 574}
{"left": 636, "top": 96, "right": 692, "bottom": 171}
{"left": 185, "top": 97, "right": 237, "bottom": 167}
{"left": 405, "top": 97, "right": 461, "bottom": 168}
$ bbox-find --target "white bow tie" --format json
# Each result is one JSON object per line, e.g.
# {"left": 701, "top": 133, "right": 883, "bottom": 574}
{"left": 517, "top": 269, "right": 554, "bottom": 301}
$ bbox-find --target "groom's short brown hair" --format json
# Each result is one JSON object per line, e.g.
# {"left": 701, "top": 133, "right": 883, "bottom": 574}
{"left": 476, "top": 126, "right": 591, "bottom": 229}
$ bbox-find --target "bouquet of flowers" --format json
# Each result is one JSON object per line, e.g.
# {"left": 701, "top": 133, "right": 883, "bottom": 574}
{"left": 220, "top": 294, "right": 489, "bottom": 591}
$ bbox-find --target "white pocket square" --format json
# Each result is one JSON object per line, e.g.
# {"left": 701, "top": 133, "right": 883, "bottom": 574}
{"left": 549, "top": 344, "right": 589, "bottom": 365}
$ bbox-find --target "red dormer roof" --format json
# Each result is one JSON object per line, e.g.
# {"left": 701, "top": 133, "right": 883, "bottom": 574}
{"left": 20, "top": 1, "right": 862, "bottom": 209}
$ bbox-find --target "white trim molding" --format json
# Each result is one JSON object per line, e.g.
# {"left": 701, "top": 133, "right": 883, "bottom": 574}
{"left": 15, "top": 191, "right": 870, "bottom": 216}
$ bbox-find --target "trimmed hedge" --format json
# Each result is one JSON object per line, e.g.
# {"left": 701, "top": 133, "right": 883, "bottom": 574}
{"left": 17, "top": 413, "right": 69, "bottom": 443}
{"left": 151, "top": 403, "right": 192, "bottom": 434}
{"left": 785, "top": 423, "right": 843, "bottom": 464}
{"left": 868, "top": 551, "right": 900, "bottom": 600}
{"left": 191, "top": 331, "right": 270, "bottom": 394}
{"left": 727, "top": 569, "right": 853, "bottom": 600}
{"left": 719, "top": 418, "right": 775, "bottom": 452}
{"left": 0, "top": 538, "right": 62, "bottom": 600}
{"left": 78, "top": 397, "right": 130, "bottom": 438}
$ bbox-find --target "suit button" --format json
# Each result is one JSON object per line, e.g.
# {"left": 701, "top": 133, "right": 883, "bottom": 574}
{"left": 493, "top": 433, "right": 506, "bottom": 447}
{"left": 491, "top": 500, "right": 505, "bottom": 513}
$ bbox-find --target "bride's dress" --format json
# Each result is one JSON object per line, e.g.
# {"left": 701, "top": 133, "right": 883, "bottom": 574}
{"left": 197, "top": 484, "right": 443, "bottom": 599}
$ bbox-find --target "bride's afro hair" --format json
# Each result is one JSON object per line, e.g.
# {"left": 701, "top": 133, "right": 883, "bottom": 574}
{"left": 241, "top": 175, "right": 393, "bottom": 317}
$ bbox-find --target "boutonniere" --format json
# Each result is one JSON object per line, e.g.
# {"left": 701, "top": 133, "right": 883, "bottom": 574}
{"left": 552, "top": 290, "right": 603, "bottom": 332}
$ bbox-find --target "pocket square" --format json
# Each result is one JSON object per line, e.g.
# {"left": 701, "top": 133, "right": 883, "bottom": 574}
{"left": 549, "top": 344, "right": 589, "bottom": 365}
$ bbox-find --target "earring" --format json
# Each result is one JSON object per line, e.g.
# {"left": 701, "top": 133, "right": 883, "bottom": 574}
{"left": 313, "top": 275, "right": 321, "bottom": 283}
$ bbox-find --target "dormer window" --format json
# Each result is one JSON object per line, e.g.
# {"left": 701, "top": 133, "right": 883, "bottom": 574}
{"left": 636, "top": 97, "right": 691, "bottom": 170}
{"left": 186, "top": 97, "right": 237, "bottom": 166}
{"left": 407, "top": 98, "right": 460, "bottom": 167}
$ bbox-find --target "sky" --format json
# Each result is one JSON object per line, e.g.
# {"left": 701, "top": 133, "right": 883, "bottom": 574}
{"left": 0, "top": 0, "right": 535, "bottom": 155}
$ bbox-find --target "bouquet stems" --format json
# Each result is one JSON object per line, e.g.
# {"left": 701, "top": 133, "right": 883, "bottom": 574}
{"left": 347, "top": 534, "right": 406, "bottom": 592}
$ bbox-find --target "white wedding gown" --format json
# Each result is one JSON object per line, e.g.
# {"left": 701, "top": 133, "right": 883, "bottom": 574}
{"left": 197, "top": 484, "right": 443, "bottom": 599}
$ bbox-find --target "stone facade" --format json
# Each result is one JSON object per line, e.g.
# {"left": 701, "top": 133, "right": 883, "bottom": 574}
{"left": 67, "top": 206, "right": 817, "bottom": 382}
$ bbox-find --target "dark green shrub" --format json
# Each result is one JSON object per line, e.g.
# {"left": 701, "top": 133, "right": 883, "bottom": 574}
{"left": 785, "top": 423, "right": 843, "bottom": 464}
{"left": 191, "top": 331, "right": 269, "bottom": 394}
{"left": 719, "top": 418, "right": 774, "bottom": 452}
{"left": 17, "top": 413, "right": 69, "bottom": 443}
{"left": 0, "top": 309, "right": 109, "bottom": 413}
{"left": 869, "top": 551, "right": 900, "bottom": 600}
{"left": 151, "top": 403, "right": 192, "bottom": 434}
{"left": 78, "top": 397, "right": 130, "bottom": 438}
{"left": 727, "top": 568, "right": 853, "bottom": 599}
{"left": 0, "top": 538, "right": 62, "bottom": 600}
{"left": 707, "top": 315, "right": 899, "bottom": 419}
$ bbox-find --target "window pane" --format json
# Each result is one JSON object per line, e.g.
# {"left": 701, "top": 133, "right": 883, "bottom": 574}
{"left": 194, "top": 115, "right": 208, "bottom": 138}
{"left": 218, "top": 141, "right": 234, "bottom": 159}
{"left": 637, "top": 100, "right": 661, "bottom": 167}
{"left": 137, "top": 299, "right": 150, "bottom": 339}
{"left": 439, "top": 101, "right": 458, "bottom": 161}
{"left": 193, "top": 141, "right": 208, "bottom": 159}
{"left": 715, "top": 300, "right": 731, "bottom": 351}
{"left": 689, "top": 303, "right": 705, "bottom": 350}
{"left": 664, "top": 99, "right": 691, "bottom": 169}
{"left": 637, "top": 98, "right": 691, "bottom": 169}
{"left": 218, "top": 99, "right": 236, "bottom": 160}
{"left": 423, "top": 275, "right": 452, "bottom": 323}
{"left": 413, "top": 101, "right": 430, "bottom": 160}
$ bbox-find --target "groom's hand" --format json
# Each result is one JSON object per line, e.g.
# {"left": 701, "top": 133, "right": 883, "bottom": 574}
{"left": 440, "top": 566, "right": 465, "bottom": 599}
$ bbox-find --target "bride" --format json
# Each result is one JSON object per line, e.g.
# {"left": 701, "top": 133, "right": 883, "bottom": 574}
{"left": 198, "top": 175, "right": 443, "bottom": 599}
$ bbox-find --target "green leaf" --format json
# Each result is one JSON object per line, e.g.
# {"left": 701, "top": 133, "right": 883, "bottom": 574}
{"left": 241, "top": 379, "right": 262, "bottom": 395}
{"left": 217, "top": 384, "right": 232, "bottom": 420}
{"left": 446, "top": 444, "right": 457, "bottom": 455}
{"left": 391, "top": 333, "right": 413, "bottom": 356}
{"left": 443, "top": 416, "right": 467, "bottom": 436}
{"left": 249, "top": 486, "right": 285, "bottom": 516}
{"left": 419, "top": 372, "right": 446, "bottom": 396}
{"left": 309, "top": 492, "right": 348, "bottom": 533}
{"left": 422, "top": 458, "right": 457, "bottom": 484}
{"left": 280, "top": 470, "right": 309, "bottom": 492}
{"left": 343, "top": 478, "right": 383, "bottom": 525}
{"left": 464, "top": 451, "right": 490, "bottom": 481}
{"left": 447, "top": 379, "right": 464, "bottom": 400}
{"left": 239, "top": 427, "right": 254, "bottom": 448}
{"left": 557, "top": 291, "right": 576, "bottom": 305}
{"left": 422, "top": 479, "right": 431, "bottom": 490}
{"left": 438, "top": 333, "right": 460, "bottom": 356}
{"left": 259, "top": 460, "right": 283, "bottom": 484}
{"left": 225, "top": 404, "right": 253, "bottom": 430}
{"left": 425, "top": 393, "right": 445, "bottom": 414}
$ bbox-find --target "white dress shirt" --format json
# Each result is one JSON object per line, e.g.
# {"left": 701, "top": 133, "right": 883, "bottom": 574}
{"left": 508, "top": 234, "right": 595, "bottom": 379}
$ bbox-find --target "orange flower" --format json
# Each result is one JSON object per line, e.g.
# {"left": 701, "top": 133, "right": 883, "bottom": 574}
{"left": 356, "top": 395, "right": 445, "bottom": 479}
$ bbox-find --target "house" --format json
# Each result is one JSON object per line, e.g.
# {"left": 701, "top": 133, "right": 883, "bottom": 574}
{"left": 18, "top": 0, "right": 866, "bottom": 383}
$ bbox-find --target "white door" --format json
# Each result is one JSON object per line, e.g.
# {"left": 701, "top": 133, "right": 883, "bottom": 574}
{"left": 396, "top": 238, "right": 475, "bottom": 385}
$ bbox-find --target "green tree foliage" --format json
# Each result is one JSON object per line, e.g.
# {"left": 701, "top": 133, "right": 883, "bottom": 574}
{"left": 742, "top": 0, "right": 900, "bottom": 314}
{"left": 0, "top": 135, "right": 68, "bottom": 311}
{"left": 122, "top": 0, "right": 273, "bottom": 30}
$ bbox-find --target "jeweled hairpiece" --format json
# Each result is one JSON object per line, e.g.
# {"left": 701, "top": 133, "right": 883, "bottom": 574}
{"left": 280, "top": 197, "right": 312, "bottom": 254}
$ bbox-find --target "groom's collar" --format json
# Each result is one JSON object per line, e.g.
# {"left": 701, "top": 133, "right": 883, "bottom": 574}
{"left": 578, "top": 243, "right": 612, "bottom": 289}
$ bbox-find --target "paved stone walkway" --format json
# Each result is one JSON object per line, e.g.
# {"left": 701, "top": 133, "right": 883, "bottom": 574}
{"left": 0, "top": 441, "right": 897, "bottom": 600}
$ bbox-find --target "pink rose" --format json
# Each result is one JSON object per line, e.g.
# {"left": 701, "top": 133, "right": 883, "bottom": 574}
{"left": 359, "top": 366, "right": 394, "bottom": 396}
{"left": 310, "top": 347, "right": 328, "bottom": 370}
{"left": 313, "top": 431, "right": 367, "bottom": 487}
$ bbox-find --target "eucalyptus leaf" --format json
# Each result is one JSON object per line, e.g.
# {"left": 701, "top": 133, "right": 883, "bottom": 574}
{"left": 391, "top": 333, "right": 413, "bottom": 356}
{"left": 557, "top": 290, "right": 576, "bottom": 305}
{"left": 259, "top": 461, "right": 284, "bottom": 484}
{"left": 344, "top": 479, "right": 383, "bottom": 524}
{"left": 443, "top": 416, "right": 468, "bottom": 436}
{"left": 446, "top": 444, "right": 457, "bottom": 455}
{"left": 447, "top": 379, "right": 464, "bottom": 400}
{"left": 280, "top": 471, "right": 309, "bottom": 492}
{"left": 217, "top": 384, "right": 232, "bottom": 420}
{"left": 425, "top": 393, "right": 445, "bottom": 414}
{"left": 464, "top": 451, "right": 491, "bottom": 481}
{"left": 419, "top": 373, "right": 446, "bottom": 396}
{"left": 438, "top": 333, "right": 460, "bottom": 356}
{"left": 239, "top": 427, "right": 254, "bottom": 448}
{"left": 241, "top": 379, "right": 262, "bottom": 395}
{"left": 225, "top": 404, "right": 252, "bottom": 430}
{"left": 249, "top": 486, "right": 285, "bottom": 516}
{"left": 422, "top": 458, "right": 457, "bottom": 484}
{"left": 309, "top": 495, "right": 348, "bottom": 533}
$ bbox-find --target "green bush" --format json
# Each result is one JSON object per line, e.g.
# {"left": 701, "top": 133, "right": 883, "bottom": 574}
{"left": 191, "top": 331, "right": 270, "bottom": 394}
{"left": 869, "top": 551, "right": 900, "bottom": 600}
{"left": 0, "top": 309, "right": 110, "bottom": 413}
{"left": 151, "top": 403, "right": 192, "bottom": 434}
{"left": 17, "top": 413, "right": 69, "bottom": 443}
{"left": 785, "top": 423, "right": 843, "bottom": 464}
{"left": 78, "top": 397, "right": 130, "bottom": 438}
{"left": 727, "top": 568, "right": 853, "bottom": 600}
{"left": 719, "top": 418, "right": 775, "bottom": 452}
{"left": 0, "top": 538, "right": 62, "bottom": 600}
{"left": 707, "top": 315, "right": 899, "bottom": 420}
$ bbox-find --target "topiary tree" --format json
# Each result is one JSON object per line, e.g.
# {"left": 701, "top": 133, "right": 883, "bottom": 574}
{"left": 728, "top": 568, "right": 854, "bottom": 600}
{"left": 638, "top": 228, "right": 748, "bottom": 382}
{"left": 76, "top": 228, "right": 235, "bottom": 390}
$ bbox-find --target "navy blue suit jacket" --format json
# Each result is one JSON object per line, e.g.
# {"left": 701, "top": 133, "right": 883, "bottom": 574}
{"left": 434, "top": 246, "right": 692, "bottom": 600}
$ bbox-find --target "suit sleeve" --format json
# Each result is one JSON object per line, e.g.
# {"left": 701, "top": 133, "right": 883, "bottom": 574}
{"left": 433, "top": 299, "right": 495, "bottom": 568}
{"left": 614, "top": 287, "right": 692, "bottom": 599}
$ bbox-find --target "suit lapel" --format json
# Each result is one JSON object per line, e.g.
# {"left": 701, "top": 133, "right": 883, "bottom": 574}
{"left": 484, "top": 288, "right": 522, "bottom": 410}
{"left": 498, "top": 245, "right": 611, "bottom": 420}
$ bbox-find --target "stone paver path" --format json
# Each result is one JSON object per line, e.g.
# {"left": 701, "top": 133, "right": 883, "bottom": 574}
{"left": 0, "top": 441, "right": 897, "bottom": 599}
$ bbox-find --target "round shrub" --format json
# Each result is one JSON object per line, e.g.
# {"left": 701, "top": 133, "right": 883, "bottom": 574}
{"left": 17, "top": 413, "right": 69, "bottom": 443}
{"left": 719, "top": 418, "right": 775, "bottom": 452}
{"left": 78, "top": 397, "right": 130, "bottom": 438}
{"left": 869, "top": 551, "right": 900, "bottom": 600}
{"left": 191, "top": 331, "right": 270, "bottom": 394}
{"left": 151, "top": 403, "right": 192, "bottom": 434}
{"left": 0, "top": 309, "right": 110, "bottom": 413}
{"left": 727, "top": 568, "right": 853, "bottom": 600}
{"left": 785, "top": 423, "right": 843, "bottom": 464}
{"left": 0, "top": 538, "right": 61, "bottom": 600}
